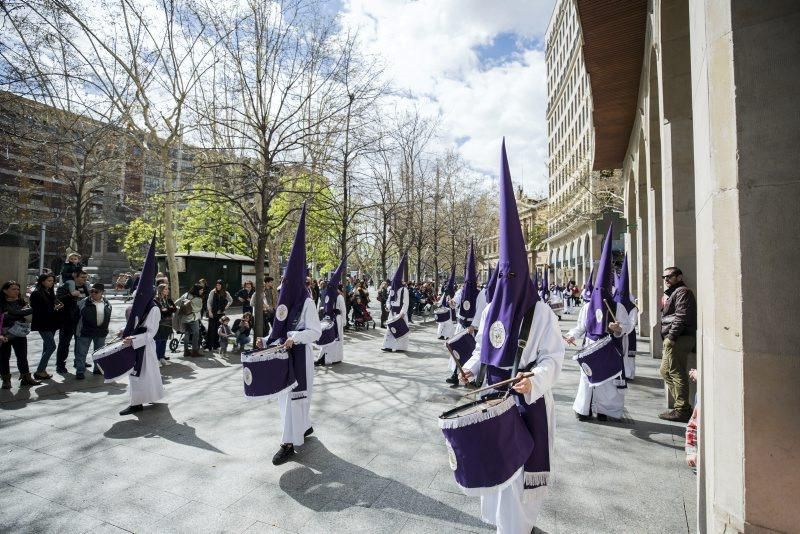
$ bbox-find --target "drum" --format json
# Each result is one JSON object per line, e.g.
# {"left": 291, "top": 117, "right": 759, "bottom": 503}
{"left": 317, "top": 317, "right": 338, "bottom": 346}
{"left": 439, "top": 395, "right": 534, "bottom": 495}
{"left": 573, "top": 334, "right": 623, "bottom": 386}
{"left": 92, "top": 339, "right": 137, "bottom": 380}
{"left": 241, "top": 345, "right": 297, "bottom": 399}
{"left": 434, "top": 306, "right": 450, "bottom": 323}
{"left": 387, "top": 314, "right": 409, "bottom": 339}
{"left": 446, "top": 329, "right": 476, "bottom": 366}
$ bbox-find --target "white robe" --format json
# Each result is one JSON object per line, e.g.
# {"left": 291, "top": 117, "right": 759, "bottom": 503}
{"left": 128, "top": 306, "right": 166, "bottom": 406}
{"left": 383, "top": 287, "right": 409, "bottom": 351}
{"left": 570, "top": 302, "right": 628, "bottom": 419}
{"left": 318, "top": 294, "right": 346, "bottom": 365}
{"left": 622, "top": 306, "right": 639, "bottom": 380}
{"left": 464, "top": 300, "right": 564, "bottom": 534}
{"left": 260, "top": 298, "right": 321, "bottom": 446}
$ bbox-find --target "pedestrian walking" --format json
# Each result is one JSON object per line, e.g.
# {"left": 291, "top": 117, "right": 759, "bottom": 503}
{"left": 29, "top": 273, "right": 62, "bottom": 379}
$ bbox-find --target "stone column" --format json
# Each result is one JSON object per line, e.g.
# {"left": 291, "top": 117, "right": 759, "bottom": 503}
{"left": 635, "top": 141, "right": 651, "bottom": 338}
{"left": 647, "top": 49, "right": 665, "bottom": 355}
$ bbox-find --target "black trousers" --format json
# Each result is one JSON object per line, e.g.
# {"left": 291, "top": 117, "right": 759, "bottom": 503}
{"left": 380, "top": 307, "right": 389, "bottom": 326}
{"left": 56, "top": 321, "right": 75, "bottom": 370}
{"left": 1, "top": 336, "right": 30, "bottom": 376}
{"left": 207, "top": 315, "right": 222, "bottom": 349}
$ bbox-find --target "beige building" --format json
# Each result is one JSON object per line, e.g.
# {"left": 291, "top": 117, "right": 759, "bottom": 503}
{"left": 544, "top": 0, "right": 625, "bottom": 287}
{"left": 575, "top": 0, "right": 800, "bottom": 531}
{"left": 479, "top": 188, "right": 546, "bottom": 281}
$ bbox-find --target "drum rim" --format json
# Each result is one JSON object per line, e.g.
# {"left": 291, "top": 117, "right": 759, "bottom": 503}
{"left": 241, "top": 345, "right": 288, "bottom": 363}
{"left": 92, "top": 339, "right": 131, "bottom": 359}
{"left": 439, "top": 392, "right": 506, "bottom": 420}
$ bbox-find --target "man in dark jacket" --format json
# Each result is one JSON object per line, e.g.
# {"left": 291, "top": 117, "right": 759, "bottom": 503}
{"left": 74, "top": 283, "right": 111, "bottom": 379}
{"left": 55, "top": 270, "right": 90, "bottom": 374}
{"left": 658, "top": 267, "right": 697, "bottom": 422}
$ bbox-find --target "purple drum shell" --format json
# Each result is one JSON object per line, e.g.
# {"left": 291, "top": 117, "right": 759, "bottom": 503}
{"left": 446, "top": 330, "right": 476, "bottom": 365}
{"left": 573, "top": 335, "right": 623, "bottom": 385}
{"left": 241, "top": 348, "right": 296, "bottom": 399}
{"left": 434, "top": 307, "right": 451, "bottom": 323}
{"left": 92, "top": 341, "right": 137, "bottom": 380}
{"left": 387, "top": 315, "right": 409, "bottom": 339}
{"left": 317, "top": 318, "right": 338, "bottom": 346}
{"left": 439, "top": 396, "right": 534, "bottom": 494}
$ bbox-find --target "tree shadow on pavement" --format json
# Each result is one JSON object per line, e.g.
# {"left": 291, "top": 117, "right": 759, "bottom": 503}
{"left": 279, "top": 437, "right": 488, "bottom": 529}
{"left": 103, "top": 403, "right": 225, "bottom": 454}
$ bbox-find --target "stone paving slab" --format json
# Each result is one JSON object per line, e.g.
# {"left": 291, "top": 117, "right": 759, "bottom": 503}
{"left": 1, "top": 301, "right": 695, "bottom": 533}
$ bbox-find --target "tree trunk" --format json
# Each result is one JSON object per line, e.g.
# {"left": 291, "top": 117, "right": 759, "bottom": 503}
{"left": 161, "top": 145, "right": 180, "bottom": 299}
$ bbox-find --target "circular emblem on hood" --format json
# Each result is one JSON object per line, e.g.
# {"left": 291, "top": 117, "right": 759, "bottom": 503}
{"left": 581, "top": 363, "right": 593, "bottom": 377}
{"left": 594, "top": 309, "right": 603, "bottom": 323}
{"left": 446, "top": 439, "right": 457, "bottom": 471}
{"left": 324, "top": 295, "right": 329, "bottom": 304}
{"left": 276, "top": 304, "right": 288, "bottom": 321}
{"left": 243, "top": 367, "right": 253, "bottom": 386}
{"left": 463, "top": 301, "right": 471, "bottom": 311}
{"left": 489, "top": 321, "right": 506, "bottom": 349}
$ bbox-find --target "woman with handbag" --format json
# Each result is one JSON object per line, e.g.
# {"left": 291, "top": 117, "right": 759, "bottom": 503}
{"left": 1, "top": 280, "right": 41, "bottom": 389}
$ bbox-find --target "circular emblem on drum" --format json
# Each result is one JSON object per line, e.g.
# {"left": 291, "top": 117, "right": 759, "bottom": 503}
{"left": 489, "top": 321, "right": 506, "bottom": 348}
{"left": 445, "top": 439, "right": 457, "bottom": 471}
{"left": 581, "top": 362, "right": 593, "bottom": 377}
{"left": 243, "top": 367, "right": 253, "bottom": 386}
{"left": 325, "top": 295, "right": 329, "bottom": 304}
{"left": 463, "top": 301, "right": 470, "bottom": 311}
{"left": 452, "top": 349, "right": 460, "bottom": 360}
{"left": 276, "top": 304, "right": 288, "bottom": 321}
{"left": 390, "top": 326, "right": 397, "bottom": 334}
{"left": 595, "top": 309, "right": 603, "bottom": 323}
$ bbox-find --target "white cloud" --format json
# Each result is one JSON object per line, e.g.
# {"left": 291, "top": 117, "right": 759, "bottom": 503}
{"left": 339, "top": 0, "right": 555, "bottom": 194}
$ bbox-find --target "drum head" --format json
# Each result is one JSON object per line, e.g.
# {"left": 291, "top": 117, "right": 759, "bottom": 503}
{"left": 439, "top": 393, "right": 505, "bottom": 420}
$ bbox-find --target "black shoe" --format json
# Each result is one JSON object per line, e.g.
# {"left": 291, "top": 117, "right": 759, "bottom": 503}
{"left": 445, "top": 374, "right": 459, "bottom": 385}
{"left": 381, "top": 348, "right": 393, "bottom": 352}
{"left": 304, "top": 427, "right": 314, "bottom": 437}
{"left": 119, "top": 405, "right": 144, "bottom": 416}
{"left": 437, "top": 336, "right": 444, "bottom": 340}
{"left": 56, "top": 367, "right": 68, "bottom": 374}
{"left": 85, "top": 362, "right": 92, "bottom": 368}
{"left": 272, "top": 443, "right": 295, "bottom": 465}
{"left": 164, "top": 356, "right": 170, "bottom": 361}
{"left": 596, "top": 414, "right": 608, "bottom": 422}
{"left": 314, "top": 358, "right": 325, "bottom": 367}
{"left": 75, "top": 372, "right": 85, "bottom": 380}
{"left": 92, "top": 368, "right": 103, "bottom": 375}
{"left": 575, "top": 411, "right": 591, "bottom": 422}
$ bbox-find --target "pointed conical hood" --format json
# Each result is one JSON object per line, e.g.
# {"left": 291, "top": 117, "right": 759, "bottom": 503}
{"left": 542, "top": 267, "right": 550, "bottom": 302}
{"left": 485, "top": 266, "right": 498, "bottom": 304}
{"left": 582, "top": 266, "right": 594, "bottom": 302}
{"left": 439, "top": 264, "right": 456, "bottom": 307}
{"left": 458, "top": 238, "right": 479, "bottom": 321}
{"left": 322, "top": 256, "right": 346, "bottom": 317}
{"left": 480, "top": 140, "right": 539, "bottom": 367}
{"left": 389, "top": 252, "right": 408, "bottom": 300}
{"left": 584, "top": 224, "right": 614, "bottom": 340}
{"left": 613, "top": 253, "right": 635, "bottom": 312}
{"left": 123, "top": 234, "right": 156, "bottom": 336}
{"left": 268, "top": 204, "right": 308, "bottom": 344}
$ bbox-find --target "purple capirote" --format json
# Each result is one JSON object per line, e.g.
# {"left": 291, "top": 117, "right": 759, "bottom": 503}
{"left": 585, "top": 224, "right": 615, "bottom": 341}
{"left": 573, "top": 334, "right": 624, "bottom": 386}
{"left": 458, "top": 239, "right": 479, "bottom": 324}
{"left": 440, "top": 396, "right": 534, "bottom": 495}
{"left": 242, "top": 348, "right": 297, "bottom": 398}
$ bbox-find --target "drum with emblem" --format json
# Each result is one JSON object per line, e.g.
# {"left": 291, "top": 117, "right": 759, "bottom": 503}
{"left": 241, "top": 345, "right": 297, "bottom": 399}
{"left": 434, "top": 306, "right": 450, "bottom": 323}
{"left": 386, "top": 314, "right": 409, "bottom": 339}
{"left": 92, "top": 339, "right": 137, "bottom": 380}
{"left": 439, "top": 395, "right": 534, "bottom": 495}
{"left": 573, "top": 334, "right": 623, "bottom": 386}
{"left": 445, "top": 328, "right": 476, "bottom": 366}
{"left": 317, "top": 317, "right": 338, "bottom": 346}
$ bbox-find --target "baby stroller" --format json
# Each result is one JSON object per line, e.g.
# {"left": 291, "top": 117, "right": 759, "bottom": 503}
{"left": 352, "top": 302, "right": 375, "bottom": 330}
{"left": 169, "top": 322, "right": 208, "bottom": 352}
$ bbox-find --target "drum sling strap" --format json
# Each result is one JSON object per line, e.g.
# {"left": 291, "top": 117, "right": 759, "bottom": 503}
{"left": 475, "top": 303, "right": 536, "bottom": 388}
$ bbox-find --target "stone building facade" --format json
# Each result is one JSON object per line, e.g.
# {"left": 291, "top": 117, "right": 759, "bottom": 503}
{"left": 576, "top": 0, "right": 800, "bottom": 531}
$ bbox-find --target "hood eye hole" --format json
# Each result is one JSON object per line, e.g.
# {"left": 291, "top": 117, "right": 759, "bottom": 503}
{"left": 508, "top": 272, "right": 516, "bottom": 278}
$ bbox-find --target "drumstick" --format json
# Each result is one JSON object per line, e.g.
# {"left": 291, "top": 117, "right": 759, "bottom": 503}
{"left": 461, "top": 371, "right": 535, "bottom": 398}
{"left": 445, "top": 344, "right": 470, "bottom": 385}
{"left": 603, "top": 299, "right": 618, "bottom": 323}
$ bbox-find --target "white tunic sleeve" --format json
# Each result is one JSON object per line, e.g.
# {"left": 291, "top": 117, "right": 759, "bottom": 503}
{"left": 397, "top": 287, "right": 409, "bottom": 316}
{"left": 130, "top": 306, "right": 160, "bottom": 349}
{"left": 567, "top": 303, "right": 589, "bottom": 340}
{"left": 336, "top": 294, "right": 347, "bottom": 317}
{"left": 287, "top": 298, "right": 322, "bottom": 345}
{"left": 522, "top": 301, "right": 564, "bottom": 405}
{"left": 463, "top": 303, "right": 491, "bottom": 375}
{"left": 470, "top": 289, "right": 487, "bottom": 328}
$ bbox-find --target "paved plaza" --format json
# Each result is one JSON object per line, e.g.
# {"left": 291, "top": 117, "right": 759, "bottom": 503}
{"left": 1, "top": 300, "right": 696, "bottom": 533}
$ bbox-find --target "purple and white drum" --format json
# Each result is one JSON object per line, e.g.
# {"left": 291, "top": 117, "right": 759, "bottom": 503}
{"left": 439, "top": 395, "right": 534, "bottom": 495}
{"left": 446, "top": 329, "right": 476, "bottom": 366}
{"left": 92, "top": 339, "right": 137, "bottom": 380}
{"left": 573, "top": 334, "right": 623, "bottom": 386}
{"left": 434, "top": 306, "right": 450, "bottom": 323}
{"left": 317, "top": 317, "right": 338, "bottom": 346}
{"left": 387, "top": 314, "right": 409, "bottom": 339}
{"left": 241, "top": 345, "right": 297, "bottom": 399}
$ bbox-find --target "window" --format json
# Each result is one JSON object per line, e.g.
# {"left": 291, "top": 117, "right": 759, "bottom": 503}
{"left": 107, "top": 235, "right": 119, "bottom": 253}
{"left": 93, "top": 234, "right": 103, "bottom": 254}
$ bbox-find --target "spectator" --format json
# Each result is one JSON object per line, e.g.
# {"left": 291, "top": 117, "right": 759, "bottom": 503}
{"left": 377, "top": 281, "right": 389, "bottom": 328}
{"left": 658, "top": 266, "right": 697, "bottom": 423}
{"left": 178, "top": 284, "right": 205, "bottom": 357}
{"left": 74, "top": 283, "right": 111, "bottom": 379}
{"left": 206, "top": 280, "right": 232, "bottom": 351}
{"left": 407, "top": 281, "right": 420, "bottom": 323}
{"left": 685, "top": 368, "right": 699, "bottom": 471}
{"left": 232, "top": 312, "right": 252, "bottom": 351}
{"left": 30, "top": 273, "right": 63, "bottom": 380}
{"left": 236, "top": 281, "right": 255, "bottom": 314}
{"left": 252, "top": 277, "right": 278, "bottom": 335}
{"left": 1, "top": 280, "right": 41, "bottom": 388}
{"left": 310, "top": 278, "right": 320, "bottom": 306}
{"left": 217, "top": 315, "right": 233, "bottom": 356}
{"left": 154, "top": 284, "right": 176, "bottom": 366}
{"left": 55, "top": 270, "right": 90, "bottom": 374}
{"left": 60, "top": 252, "right": 84, "bottom": 284}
